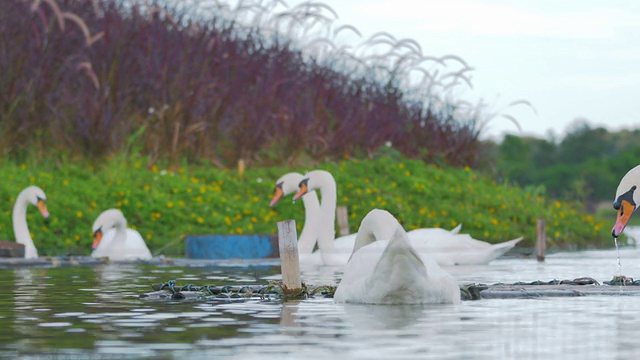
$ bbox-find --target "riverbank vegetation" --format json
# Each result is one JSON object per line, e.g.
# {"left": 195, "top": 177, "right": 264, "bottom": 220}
{"left": 0, "top": 153, "right": 614, "bottom": 257}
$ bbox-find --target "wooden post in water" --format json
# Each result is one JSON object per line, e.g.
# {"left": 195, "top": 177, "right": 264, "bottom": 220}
{"left": 536, "top": 218, "right": 546, "bottom": 262}
{"left": 277, "top": 220, "right": 301, "bottom": 293}
{"left": 336, "top": 205, "right": 350, "bottom": 237}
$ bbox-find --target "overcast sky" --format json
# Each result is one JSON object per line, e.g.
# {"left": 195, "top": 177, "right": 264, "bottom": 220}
{"left": 273, "top": 0, "right": 640, "bottom": 140}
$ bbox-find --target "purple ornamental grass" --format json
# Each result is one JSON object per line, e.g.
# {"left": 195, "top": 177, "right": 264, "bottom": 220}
{"left": 0, "top": 0, "right": 482, "bottom": 168}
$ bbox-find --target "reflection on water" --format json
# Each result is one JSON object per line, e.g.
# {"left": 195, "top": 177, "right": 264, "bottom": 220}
{"left": 0, "top": 249, "right": 639, "bottom": 359}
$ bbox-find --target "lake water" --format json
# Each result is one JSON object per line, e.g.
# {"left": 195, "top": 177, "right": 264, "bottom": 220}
{"left": 2, "top": 247, "right": 640, "bottom": 359}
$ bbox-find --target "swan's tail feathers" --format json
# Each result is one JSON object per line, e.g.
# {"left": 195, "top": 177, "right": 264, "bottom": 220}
{"left": 375, "top": 227, "right": 425, "bottom": 273}
{"left": 450, "top": 223, "right": 462, "bottom": 234}
{"left": 370, "top": 227, "right": 429, "bottom": 304}
{"left": 488, "top": 237, "right": 524, "bottom": 259}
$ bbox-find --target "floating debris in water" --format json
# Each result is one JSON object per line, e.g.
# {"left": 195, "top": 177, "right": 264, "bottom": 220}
{"left": 141, "top": 280, "right": 336, "bottom": 301}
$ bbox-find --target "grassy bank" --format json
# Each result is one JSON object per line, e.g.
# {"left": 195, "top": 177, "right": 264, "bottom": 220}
{"left": 0, "top": 153, "right": 615, "bottom": 257}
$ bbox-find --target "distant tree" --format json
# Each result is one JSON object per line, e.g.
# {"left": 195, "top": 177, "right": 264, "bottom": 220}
{"left": 497, "top": 135, "right": 532, "bottom": 185}
{"left": 558, "top": 121, "right": 611, "bottom": 164}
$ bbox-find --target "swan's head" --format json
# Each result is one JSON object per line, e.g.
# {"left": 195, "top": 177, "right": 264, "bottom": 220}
{"left": 612, "top": 165, "right": 640, "bottom": 237}
{"left": 20, "top": 186, "right": 50, "bottom": 219}
{"left": 292, "top": 170, "right": 333, "bottom": 201}
{"left": 92, "top": 209, "right": 127, "bottom": 249}
{"left": 270, "top": 172, "right": 304, "bottom": 207}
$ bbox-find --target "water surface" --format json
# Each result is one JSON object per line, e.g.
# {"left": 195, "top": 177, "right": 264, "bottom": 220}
{"left": 1, "top": 248, "right": 640, "bottom": 359}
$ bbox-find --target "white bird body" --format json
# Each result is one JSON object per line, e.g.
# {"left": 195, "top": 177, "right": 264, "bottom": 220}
{"left": 91, "top": 209, "right": 152, "bottom": 261}
{"left": 12, "top": 186, "right": 49, "bottom": 259}
{"left": 293, "top": 170, "right": 522, "bottom": 266}
{"left": 334, "top": 209, "right": 461, "bottom": 305}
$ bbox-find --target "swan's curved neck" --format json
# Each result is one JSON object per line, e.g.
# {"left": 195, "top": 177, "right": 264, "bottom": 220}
{"left": 13, "top": 194, "right": 37, "bottom": 257}
{"left": 315, "top": 174, "right": 340, "bottom": 265}
{"left": 298, "top": 191, "right": 320, "bottom": 254}
{"left": 352, "top": 211, "right": 400, "bottom": 253}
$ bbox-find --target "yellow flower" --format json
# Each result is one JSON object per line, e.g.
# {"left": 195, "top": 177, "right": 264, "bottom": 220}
{"left": 75, "top": 235, "right": 80, "bottom": 240}
{"left": 77, "top": 211, "right": 83, "bottom": 218}
{"left": 224, "top": 217, "right": 232, "bottom": 226}
{"left": 147, "top": 233, "right": 152, "bottom": 239}
{"left": 167, "top": 201, "right": 174, "bottom": 208}
{"left": 144, "top": 185, "right": 150, "bottom": 191}
{"left": 63, "top": 180, "right": 69, "bottom": 186}
{"left": 197, "top": 217, "right": 204, "bottom": 223}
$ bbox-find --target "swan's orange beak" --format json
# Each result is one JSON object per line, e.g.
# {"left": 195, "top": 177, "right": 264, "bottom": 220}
{"left": 92, "top": 229, "right": 103, "bottom": 249}
{"left": 612, "top": 199, "right": 635, "bottom": 238}
{"left": 270, "top": 184, "right": 284, "bottom": 207}
{"left": 292, "top": 181, "right": 308, "bottom": 201}
{"left": 37, "top": 199, "right": 49, "bottom": 219}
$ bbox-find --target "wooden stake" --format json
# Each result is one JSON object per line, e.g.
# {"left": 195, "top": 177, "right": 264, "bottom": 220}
{"left": 277, "top": 220, "right": 301, "bottom": 293}
{"left": 238, "top": 159, "right": 245, "bottom": 179}
{"left": 536, "top": 218, "right": 546, "bottom": 262}
{"left": 336, "top": 205, "right": 350, "bottom": 237}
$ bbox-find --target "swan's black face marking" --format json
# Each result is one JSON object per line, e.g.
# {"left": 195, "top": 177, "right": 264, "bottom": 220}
{"left": 273, "top": 182, "right": 283, "bottom": 193}
{"left": 298, "top": 179, "right": 309, "bottom": 192}
{"left": 292, "top": 178, "right": 309, "bottom": 200}
{"left": 613, "top": 186, "right": 636, "bottom": 211}
{"left": 612, "top": 185, "right": 637, "bottom": 237}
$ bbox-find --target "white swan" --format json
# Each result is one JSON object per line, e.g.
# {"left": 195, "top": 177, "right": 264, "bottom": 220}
{"left": 292, "top": 170, "right": 353, "bottom": 265}
{"left": 334, "top": 209, "right": 461, "bottom": 304}
{"left": 293, "top": 169, "right": 522, "bottom": 266}
{"left": 270, "top": 172, "right": 321, "bottom": 256}
{"left": 273, "top": 172, "right": 465, "bottom": 265}
{"left": 12, "top": 186, "right": 49, "bottom": 259}
{"left": 612, "top": 164, "right": 640, "bottom": 237}
{"left": 91, "top": 209, "right": 152, "bottom": 260}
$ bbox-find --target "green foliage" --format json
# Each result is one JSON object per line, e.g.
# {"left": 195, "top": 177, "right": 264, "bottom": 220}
{"left": 0, "top": 153, "right": 612, "bottom": 257}
{"left": 492, "top": 124, "right": 640, "bottom": 206}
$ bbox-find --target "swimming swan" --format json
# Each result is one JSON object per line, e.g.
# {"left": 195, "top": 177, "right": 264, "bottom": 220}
{"left": 91, "top": 209, "right": 152, "bottom": 260}
{"left": 12, "top": 186, "right": 50, "bottom": 258}
{"left": 293, "top": 169, "right": 522, "bottom": 266}
{"left": 334, "top": 209, "right": 461, "bottom": 304}
{"left": 612, "top": 164, "right": 640, "bottom": 237}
